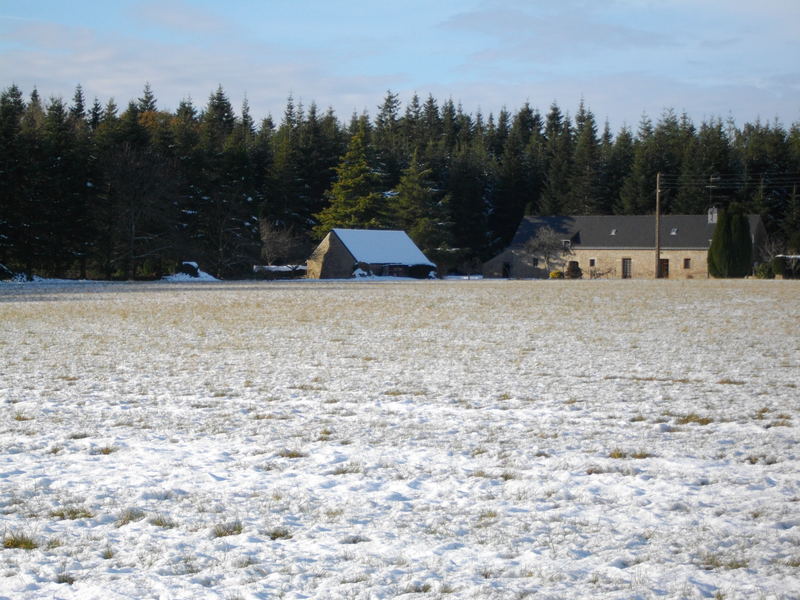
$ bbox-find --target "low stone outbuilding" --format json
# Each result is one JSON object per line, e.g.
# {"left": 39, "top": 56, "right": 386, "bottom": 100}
{"left": 306, "top": 229, "right": 436, "bottom": 279}
{"left": 484, "top": 210, "right": 767, "bottom": 279}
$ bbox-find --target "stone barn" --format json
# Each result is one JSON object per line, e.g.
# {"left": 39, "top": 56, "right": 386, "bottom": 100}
{"left": 306, "top": 229, "right": 436, "bottom": 279}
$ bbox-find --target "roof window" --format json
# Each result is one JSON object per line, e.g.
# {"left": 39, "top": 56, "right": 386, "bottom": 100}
{"left": 670, "top": 227, "right": 678, "bottom": 235}
{"left": 610, "top": 229, "right": 617, "bottom": 236}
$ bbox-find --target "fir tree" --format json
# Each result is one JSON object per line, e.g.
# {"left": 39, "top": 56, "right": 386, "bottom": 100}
{"left": 391, "top": 151, "right": 443, "bottom": 253}
{"left": 566, "top": 100, "right": 600, "bottom": 214}
{"left": 314, "top": 130, "right": 385, "bottom": 236}
{"left": 137, "top": 82, "right": 157, "bottom": 113}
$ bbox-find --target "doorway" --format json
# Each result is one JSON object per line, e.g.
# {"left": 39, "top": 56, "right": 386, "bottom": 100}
{"left": 622, "top": 258, "right": 632, "bottom": 279}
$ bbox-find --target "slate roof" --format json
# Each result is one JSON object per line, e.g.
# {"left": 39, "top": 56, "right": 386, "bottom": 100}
{"left": 332, "top": 229, "right": 435, "bottom": 266}
{"left": 508, "top": 215, "right": 762, "bottom": 250}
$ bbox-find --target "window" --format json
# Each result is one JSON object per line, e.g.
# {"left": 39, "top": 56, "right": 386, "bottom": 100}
{"left": 683, "top": 258, "right": 691, "bottom": 269}
{"left": 589, "top": 258, "right": 596, "bottom": 267}
{"left": 670, "top": 227, "right": 678, "bottom": 235}
{"left": 562, "top": 240, "right": 571, "bottom": 250}
{"left": 532, "top": 258, "right": 539, "bottom": 268}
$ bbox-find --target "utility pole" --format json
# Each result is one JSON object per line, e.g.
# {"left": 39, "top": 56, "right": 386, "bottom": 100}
{"left": 655, "top": 171, "right": 661, "bottom": 279}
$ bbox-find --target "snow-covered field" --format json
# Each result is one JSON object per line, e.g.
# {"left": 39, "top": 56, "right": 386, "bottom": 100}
{"left": 1, "top": 279, "right": 798, "bottom": 600}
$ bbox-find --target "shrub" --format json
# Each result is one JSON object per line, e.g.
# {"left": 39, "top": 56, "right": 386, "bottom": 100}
{"left": 565, "top": 262, "right": 582, "bottom": 279}
{"left": 549, "top": 270, "right": 564, "bottom": 279}
{"left": 754, "top": 262, "right": 774, "bottom": 279}
{"left": 772, "top": 255, "right": 786, "bottom": 277}
{"left": 708, "top": 203, "right": 752, "bottom": 278}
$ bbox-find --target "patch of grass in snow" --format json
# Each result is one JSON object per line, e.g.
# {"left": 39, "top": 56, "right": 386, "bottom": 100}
{"left": 439, "top": 582, "right": 457, "bottom": 594}
{"left": 339, "top": 534, "right": 370, "bottom": 544}
{"left": 55, "top": 571, "right": 76, "bottom": 585}
{"left": 766, "top": 414, "right": 793, "bottom": 427}
{"left": 148, "top": 514, "right": 176, "bottom": 528}
{"left": 324, "top": 508, "right": 344, "bottom": 520}
{"left": 717, "top": 378, "right": 746, "bottom": 385}
{"left": 115, "top": 507, "right": 146, "bottom": 527}
{"left": 12, "top": 412, "right": 32, "bottom": 421}
{"left": 2, "top": 531, "right": 38, "bottom": 550}
{"left": 67, "top": 432, "right": 90, "bottom": 440}
{"left": 49, "top": 506, "right": 94, "bottom": 520}
{"left": 332, "top": 462, "right": 362, "bottom": 475}
{"left": 699, "top": 552, "right": 749, "bottom": 570}
{"left": 277, "top": 448, "right": 307, "bottom": 459}
{"left": 267, "top": 526, "right": 292, "bottom": 540}
{"left": 212, "top": 519, "right": 243, "bottom": 538}
{"left": 89, "top": 445, "right": 117, "bottom": 455}
{"left": 745, "top": 454, "right": 778, "bottom": 465}
{"left": 630, "top": 450, "right": 653, "bottom": 459}
{"left": 404, "top": 581, "right": 433, "bottom": 593}
{"left": 101, "top": 546, "right": 114, "bottom": 559}
{"left": 252, "top": 412, "right": 289, "bottom": 420}
{"left": 676, "top": 413, "right": 713, "bottom": 426}
{"left": 754, "top": 407, "right": 771, "bottom": 420}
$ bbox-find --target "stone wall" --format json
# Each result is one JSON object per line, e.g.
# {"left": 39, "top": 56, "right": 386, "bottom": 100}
{"left": 483, "top": 247, "right": 710, "bottom": 279}
{"left": 306, "top": 232, "right": 356, "bottom": 279}
{"left": 572, "top": 249, "right": 709, "bottom": 279}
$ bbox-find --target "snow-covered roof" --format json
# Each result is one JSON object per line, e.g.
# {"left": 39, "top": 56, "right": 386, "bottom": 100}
{"left": 332, "top": 229, "right": 435, "bottom": 267}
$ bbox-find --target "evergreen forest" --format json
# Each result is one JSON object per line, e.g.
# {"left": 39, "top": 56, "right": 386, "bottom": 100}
{"left": 1, "top": 83, "right": 799, "bottom": 279}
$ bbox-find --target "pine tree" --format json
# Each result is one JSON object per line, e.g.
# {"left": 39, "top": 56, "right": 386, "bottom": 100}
{"left": 566, "top": 100, "right": 600, "bottom": 214}
{"left": 490, "top": 104, "right": 540, "bottom": 246}
{"left": 88, "top": 97, "right": 103, "bottom": 131}
{"left": 314, "top": 130, "right": 385, "bottom": 236}
{"left": 618, "top": 114, "right": 656, "bottom": 214}
{"left": 69, "top": 84, "right": 86, "bottom": 126}
{"left": 0, "top": 85, "right": 26, "bottom": 270}
{"left": 374, "top": 90, "right": 403, "bottom": 187}
{"left": 445, "top": 143, "right": 489, "bottom": 257}
{"left": 539, "top": 103, "right": 573, "bottom": 215}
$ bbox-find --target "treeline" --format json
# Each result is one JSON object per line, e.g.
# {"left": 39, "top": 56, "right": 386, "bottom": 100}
{"left": 1, "top": 83, "right": 799, "bottom": 279}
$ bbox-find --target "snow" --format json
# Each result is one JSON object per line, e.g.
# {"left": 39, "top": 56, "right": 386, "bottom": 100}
{"left": 333, "top": 228, "right": 435, "bottom": 266}
{"left": 162, "top": 268, "right": 218, "bottom": 282}
{"left": 1, "top": 279, "right": 799, "bottom": 599}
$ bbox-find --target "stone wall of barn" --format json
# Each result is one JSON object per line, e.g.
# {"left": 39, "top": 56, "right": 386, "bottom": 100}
{"left": 306, "top": 232, "right": 356, "bottom": 279}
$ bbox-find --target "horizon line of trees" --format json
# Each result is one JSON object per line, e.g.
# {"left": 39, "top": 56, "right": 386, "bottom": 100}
{"left": 1, "top": 82, "right": 799, "bottom": 280}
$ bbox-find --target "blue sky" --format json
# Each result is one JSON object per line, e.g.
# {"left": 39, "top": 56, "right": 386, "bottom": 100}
{"left": 1, "top": 0, "right": 798, "bottom": 130}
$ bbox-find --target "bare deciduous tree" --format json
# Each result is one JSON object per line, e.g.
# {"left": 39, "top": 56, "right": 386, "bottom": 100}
{"left": 523, "top": 226, "right": 572, "bottom": 273}
{"left": 259, "top": 220, "right": 308, "bottom": 267}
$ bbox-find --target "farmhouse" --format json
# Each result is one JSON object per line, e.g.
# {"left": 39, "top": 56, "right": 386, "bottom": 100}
{"left": 306, "top": 228, "right": 436, "bottom": 279}
{"left": 483, "top": 210, "right": 767, "bottom": 279}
